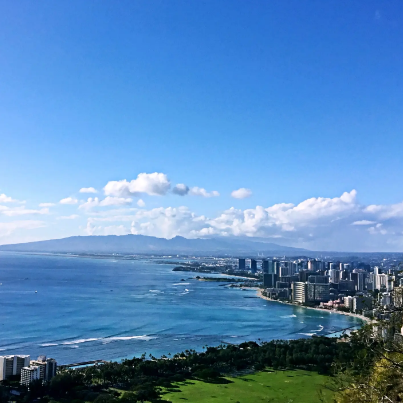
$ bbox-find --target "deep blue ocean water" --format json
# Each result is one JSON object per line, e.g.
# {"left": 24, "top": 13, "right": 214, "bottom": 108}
{"left": 0, "top": 252, "right": 362, "bottom": 364}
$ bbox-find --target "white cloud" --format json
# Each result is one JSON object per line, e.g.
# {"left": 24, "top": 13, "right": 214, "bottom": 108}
{"left": 172, "top": 184, "right": 189, "bottom": 196}
{"left": 85, "top": 221, "right": 129, "bottom": 236}
{"left": 58, "top": 214, "right": 80, "bottom": 220}
{"left": 87, "top": 189, "right": 403, "bottom": 250}
{"left": 79, "top": 196, "right": 132, "bottom": 210}
{"left": 2, "top": 207, "right": 49, "bottom": 217}
{"left": 60, "top": 197, "right": 79, "bottom": 205}
{"left": 352, "top": 220, "right": 376, "bottom": 226}
{"left": 189, "top": 187, "right": 220, "bottom": 198}
{"left": 365, "top": 201, "right": 403, "bottom": 219}
{"left": 137, "top": 199, "right": 146, "bottom": 207}
{"left": 39, "top": 203, "right": 55, "bottom": 207}
{"left": 79, "top": 187, "right": 98, "bottom": 194}
{"left": 4, "top": 188, "right": 403, "bottom": 251}
{"left": 0, "top": 220, "right": 46, "bottom": 237}
{"left": 104, "top": 172, "right": 171, "bottom": 197}
{"left": 0, "top": 194, "right": 25, "bottom": 204}
{"left": 231, "top": 188, "right": 252, "bottom": 199}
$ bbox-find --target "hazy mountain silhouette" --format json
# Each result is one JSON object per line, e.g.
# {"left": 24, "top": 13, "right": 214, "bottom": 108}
{"left": 0, "top": 235, "right": 308, "bottom": 255}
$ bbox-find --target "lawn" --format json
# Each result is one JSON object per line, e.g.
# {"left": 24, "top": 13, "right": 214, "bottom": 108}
{"left": 161, "top": 370, "right": 333, "bottom": 403}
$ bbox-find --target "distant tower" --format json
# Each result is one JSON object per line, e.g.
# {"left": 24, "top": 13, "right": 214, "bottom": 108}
{"left": 250, "top": 259, "right": 257, "bottom": 273}
{"left": 238, "top": 258, "right": 246, "bottom": 271}
{"left": 262, "top": 260, "right": 269, "bottom": 273}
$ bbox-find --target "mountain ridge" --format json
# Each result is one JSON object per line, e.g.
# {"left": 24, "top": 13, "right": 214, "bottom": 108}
{"left": 0, "top": 234, "right": 308, "bottom": 255}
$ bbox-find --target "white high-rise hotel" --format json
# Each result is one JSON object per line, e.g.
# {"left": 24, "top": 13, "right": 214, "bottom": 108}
{"left": 0, "top": 355, "right": 30, "bottom": 380}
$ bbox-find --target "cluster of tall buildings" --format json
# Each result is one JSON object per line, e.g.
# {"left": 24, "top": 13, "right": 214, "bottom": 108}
{"left": 0, "top": 355, "right": 57, "bottom": 386}
{"left": 239, "top": 257, "right": 399, "bottom": 314}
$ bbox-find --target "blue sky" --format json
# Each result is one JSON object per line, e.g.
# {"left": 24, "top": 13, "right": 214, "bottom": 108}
{"left": 0, "top": 1, "right": 402, "bottom": 251}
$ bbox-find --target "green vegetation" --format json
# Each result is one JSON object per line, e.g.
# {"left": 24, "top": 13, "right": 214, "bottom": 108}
{"left": 8, "top": 322, "right": 402, "bottom": 403}
{"left": 162, "top": 369, "right": 332, "bottom": 403}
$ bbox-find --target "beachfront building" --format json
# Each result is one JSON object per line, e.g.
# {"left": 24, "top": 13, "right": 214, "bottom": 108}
{"left": 20, "top": 366, "right": 40, "bottom": 386}
{"left": 353, "top": 295, "right": 372, "bottom": 313}
{"left": 292, "top": 282, "right": 306, "bottom": 304}
{"left": 344, "top": 296, "right": 354, "bottom": 310}
{"left": 307, "top": 283, "right": 330, "bottom": 302}
{"left": 263, "top": 273, "right": 277, "bottom": 288}
{"left": 30, "top": 356, "right": 57, "bottom": 382}
{"left": 0, "top": 355, "right": 30, "bottom": 380}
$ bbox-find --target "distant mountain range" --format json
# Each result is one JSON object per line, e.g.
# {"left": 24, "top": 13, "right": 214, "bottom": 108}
{"left": 0, "top": 235, "right": 308, "bottom": 256}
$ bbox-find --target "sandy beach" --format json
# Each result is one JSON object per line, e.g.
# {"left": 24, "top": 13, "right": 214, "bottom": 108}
{"left": 256, "top": 289, "right": 373, "bottom": 324}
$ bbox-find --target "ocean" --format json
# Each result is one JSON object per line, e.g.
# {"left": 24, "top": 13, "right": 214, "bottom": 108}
{"left": 0, "top": 252, "right": 362, "bottom": 364}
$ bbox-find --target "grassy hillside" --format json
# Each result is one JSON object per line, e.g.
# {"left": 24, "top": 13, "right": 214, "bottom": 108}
{"left": 161, "top": 369, "right": 332, "bottom": 403}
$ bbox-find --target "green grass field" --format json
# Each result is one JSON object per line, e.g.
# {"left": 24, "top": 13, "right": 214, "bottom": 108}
{"left": 161, "top": 370, "right": 333, "bottom": 403}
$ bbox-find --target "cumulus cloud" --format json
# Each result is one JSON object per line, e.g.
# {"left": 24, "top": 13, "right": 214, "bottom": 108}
{"left": 189, "top": 187, "right": 220, "bottom": 198}
{"left": 79, "top": 197, "right": 133, "bottom": 210}
{"left": 83, "top": 189, "right": 403, "bottom": 250}
{"left": 60, "top": 197, "right": 79, "bottom": 205}
{"left": 231, "top": 188, "right": 252, "bottom": 199}
{"left": 79, "top": 187, "right": 98, "bottom": 194}
{"left": 104, "top": 172, "right": 171, "bottom": 197}
{"left": 5, "top": 188, "right": 403, "bottom": 251}
{"left": 172, "top": 184, "right": 189, "bottom": 196}
{"left": 39, "top": 203, "right": 55, "bottom": 207}
{"left": 365, "top": 201, "right": 403, "bottom": 219}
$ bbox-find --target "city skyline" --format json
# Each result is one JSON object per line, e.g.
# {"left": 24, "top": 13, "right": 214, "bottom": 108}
{"left": 0, "top": 1, "right": 402, "bottom": 251}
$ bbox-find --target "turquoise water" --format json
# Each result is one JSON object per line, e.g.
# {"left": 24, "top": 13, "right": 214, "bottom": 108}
{"left": 0, "top": 252, "right": 362, "bottom": 364}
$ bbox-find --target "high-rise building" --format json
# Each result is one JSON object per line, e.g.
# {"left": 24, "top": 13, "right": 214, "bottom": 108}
{"left": 344, "top": 296, "right": 354, "bottom": 310}
{"left": 0, "top": 356, "right": 14, "bottom": 380}
{"left": 238, "top": 258, "right": 246, "bottom": 271}
{"left": 250, "top": 259, "right": 257, "bottom": 273}
{"left": 357, "top": 273, "right": 366, "bottom": 292}
{"left": 268, "top": 260, "right": 279, "bottom": 274}
{"left": 263, "top": 273, "right": 277, "bottom": 288}
{"left": 279, "top": 266, "right": 290, "bottom": 278}
{"left": 339, "top": 280, "right": 355, "bottom": 293}
{"left": 307, "top": 283, "right": 330, "bottom": 302}
{"left": 308, "top": 275, "right": 329, "bottom": 284}
{"left": 262, "top": 260, "right": 269, "bottom": 273}
{"left": 20, "top": 366, "right": 40, "bottom": 387}
{"left": 30, "top": 356, "right": 57, "bottom": 382}
{"left": 292, "top": 282, "right": 306, "bottom": 303}
{"left": 353, "top": 296, "right": 372, "bottom": 312}
{"left": 375, "top": 273, "right": 388, "bottom": 291}
{"left": 0, "top": 355, "right": 30, "bottom": 380}
{"left": 329, "top": 269, "right": 340, "bottom": 284}
{"left": 44, "top": 358, "right": 57, "bottom": 381}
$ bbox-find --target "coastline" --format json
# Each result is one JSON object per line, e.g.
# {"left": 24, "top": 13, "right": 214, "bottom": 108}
{"left": 256, "top": 289, "right": 373, "bottom": 324}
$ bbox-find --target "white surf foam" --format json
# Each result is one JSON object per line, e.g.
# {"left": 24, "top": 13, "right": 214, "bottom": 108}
{"left": 280, "top": 314, "right": 297, "bottom": 318}
{"left": 40, "top": 343, "right": 58, "bottom": 347}
{"left": 62, "top": 338, "right": 99, "bottom": 345}
{"left": 102, "top": 335, "right": 157, "bottom": 344}
{"left": 310, "top": 325, "right": 324, "bottom": 333}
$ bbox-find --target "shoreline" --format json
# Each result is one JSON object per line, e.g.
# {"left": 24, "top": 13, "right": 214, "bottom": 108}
{"left": 256, "top": 289, "right": 373, "bottom": 324}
